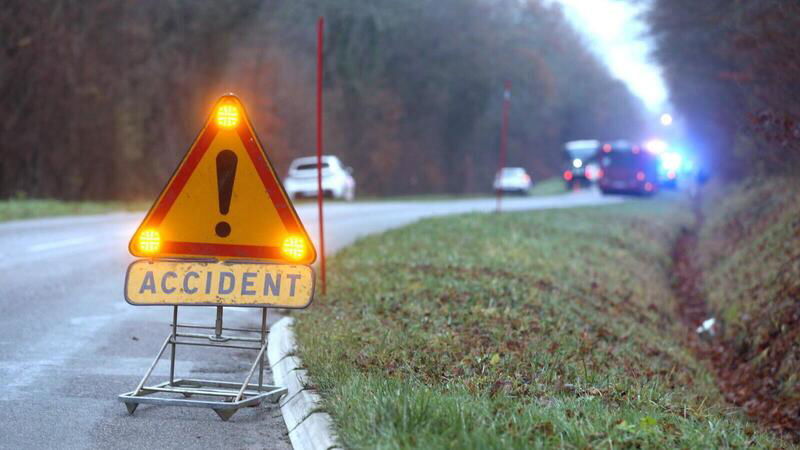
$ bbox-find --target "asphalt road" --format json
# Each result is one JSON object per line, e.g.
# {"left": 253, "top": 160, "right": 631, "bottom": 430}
{"left": 0, "top": 190, "right": 619, "bottom": 449}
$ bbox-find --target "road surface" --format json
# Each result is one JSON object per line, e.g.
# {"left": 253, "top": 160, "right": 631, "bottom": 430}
{"left": 0, "top": 191, "right": 618, "bottom": 449}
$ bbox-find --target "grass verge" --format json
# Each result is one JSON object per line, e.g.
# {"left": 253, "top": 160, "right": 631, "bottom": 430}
{"left": 295, "top": 177, "right": 567, "bottom": 205}
{"left": 697, "top": 177, "right": 800, "bottom": 434}
{"left": 295, "top": 195, "right": 786, "bottom": 448}
{"left": 528, "top": 177, "right": 566, "bottom": 196}
{"left": 0, "top": 199, "right": 148, "bottom": 222}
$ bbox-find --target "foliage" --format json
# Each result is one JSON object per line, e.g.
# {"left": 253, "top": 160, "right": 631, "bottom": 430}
{"left": 0, "top": 0, "right": 262, "bottom": 201}
{"left": 293, "top": 198, "right": 786, "bottom": 448}
{"left": 647, "top": 0, "right": 800, "bottom": 177}
{"left": 1, "top": 0, "right": 645, "bottom": 200}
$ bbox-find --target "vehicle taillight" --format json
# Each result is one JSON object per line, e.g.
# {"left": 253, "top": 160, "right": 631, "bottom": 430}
{"left": 667, "top": 170, "right": 676, "bottom": 179}
{"left": 523, "top": 174, "right": 531, "bottom": 182}
{"left": 645, "top": 182, "right": 654, "bottom": 192}
{"left": 597, "top": 169, "right": 604, "bottom": 178}
{"left": 563, "top": 170, "right": 573, "bottom": 181}
{"left": 636, "top": 171, "right": 645, "bottom": 181}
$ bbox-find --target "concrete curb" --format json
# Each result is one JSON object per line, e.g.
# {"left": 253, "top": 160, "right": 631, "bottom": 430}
{"left": 268, "top": 317, "right": 338, "bottom": 450}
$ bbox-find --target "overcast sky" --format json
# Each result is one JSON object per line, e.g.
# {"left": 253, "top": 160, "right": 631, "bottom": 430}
{"left": 551, "top": 0, "right": 668, "bottom": 112}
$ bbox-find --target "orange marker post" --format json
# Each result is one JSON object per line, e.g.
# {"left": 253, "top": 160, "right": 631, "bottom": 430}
{"left": 316, "top": 17, "right": 327, "bottom": 294}
{"left": 496, "top": 81, "right": 511, "bottom": 213}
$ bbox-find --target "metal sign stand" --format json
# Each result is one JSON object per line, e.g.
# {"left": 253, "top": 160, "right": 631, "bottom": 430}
{"left": 119, "top": 306, "right": 286, "bottom": 421}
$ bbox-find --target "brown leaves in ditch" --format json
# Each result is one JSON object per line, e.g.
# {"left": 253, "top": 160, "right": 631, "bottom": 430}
{"left": 672, "top": 204, "right": 800, "bottom": 441}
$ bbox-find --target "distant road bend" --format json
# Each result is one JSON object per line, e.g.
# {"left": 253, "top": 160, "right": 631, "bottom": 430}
{"left": 0, "top": 191, "right": 619, "bottom": 449}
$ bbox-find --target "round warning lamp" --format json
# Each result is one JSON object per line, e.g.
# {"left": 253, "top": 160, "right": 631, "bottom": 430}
{"left": 281, "top": 236, "right": 305, "bottom": 261}
{"left": 138, "top": 229, "right": 161, "bottom": 254}
{"left": 216, "top": 104, "right": 239, "bottom": 128}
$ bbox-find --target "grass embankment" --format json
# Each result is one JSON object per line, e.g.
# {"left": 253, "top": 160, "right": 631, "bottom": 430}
{"left": 0, "top": 199, "right": 148, "bottom": 222}
{"left": 295, "top": 196, "right": 785, "bottom": 448}
{"left": 297, "top": 177, "right": 567, "bottom": 204}
{"left": 361, "top": 176, "right": 565, "bottom": 202}
{"left": 528, "top": 177, "right": 567, "bottom": 196}
{"left": 696, "top": 177, "right": 800, "bottom": 434}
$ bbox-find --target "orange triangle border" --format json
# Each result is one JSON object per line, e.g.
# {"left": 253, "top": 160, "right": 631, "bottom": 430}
{"left": 129, "top": 95, "right": 315, "bottom": 263}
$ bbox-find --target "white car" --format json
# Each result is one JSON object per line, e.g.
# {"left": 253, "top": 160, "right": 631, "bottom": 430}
{"left": 284, "top": 155, "right": 356, "bottom": 201}
{"left": 493, "top": 167, "right": 532, "bottom": 194}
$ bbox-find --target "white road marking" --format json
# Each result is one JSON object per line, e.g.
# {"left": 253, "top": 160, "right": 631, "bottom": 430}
{"left": 28, "top": 237, "right": 93, "bottom": 253}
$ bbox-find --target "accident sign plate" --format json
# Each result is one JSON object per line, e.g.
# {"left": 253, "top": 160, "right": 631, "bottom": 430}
{"left": 125, "top": 260, "right": 314, "bottom": 308}
{"left": 128, "top": 94, "right": 316, "bottom": 265}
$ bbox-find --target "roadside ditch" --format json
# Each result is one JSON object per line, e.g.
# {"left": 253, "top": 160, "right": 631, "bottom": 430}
{"left": 671, "top": 192, "right": 800, "bottom": 441}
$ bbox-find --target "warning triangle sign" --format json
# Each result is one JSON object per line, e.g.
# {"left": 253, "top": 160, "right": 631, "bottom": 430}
{"left": 129, "top": 94, "right": 316, "bottom": 265}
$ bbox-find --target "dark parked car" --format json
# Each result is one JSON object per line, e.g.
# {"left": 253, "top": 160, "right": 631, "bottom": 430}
{"left": 562, "top": 140, "right": 601, "bottom": 189}
{"left": 597, "top": 142, "right": 659, "bottom": 195}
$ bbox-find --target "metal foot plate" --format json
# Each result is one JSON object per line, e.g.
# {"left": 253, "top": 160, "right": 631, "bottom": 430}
{"left": 118, "top": 379, "right": 287, "bottom": 420}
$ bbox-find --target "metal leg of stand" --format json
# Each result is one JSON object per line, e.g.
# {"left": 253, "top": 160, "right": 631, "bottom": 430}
{"left": 169, "top": 306, "right": 178, "bottom": 385}
{"left": 214, "top": 306, "right": 223, "bottom": 338}
{"left": 235, "top": 343, "right": 268, "bottom": 402}
{"left": 132, "top": 334, "right": 172, "bottom": 396}
{"left": 258, "top": 308, "right": 267, "bottom": 392}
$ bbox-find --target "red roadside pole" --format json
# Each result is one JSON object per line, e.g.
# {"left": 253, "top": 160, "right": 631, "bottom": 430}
{"left": 316, "top": 17, "right": 326, "bottom": 294}
{"left": 496, "top": 81, "right": 511, "bottom": 213}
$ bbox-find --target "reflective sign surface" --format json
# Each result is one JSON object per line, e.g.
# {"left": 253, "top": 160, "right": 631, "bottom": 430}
{"left": 128, "top": 95, "right": 316, "bottom": 264}
{"left": 125, "top": 259, "right": 315, "bottom": 308}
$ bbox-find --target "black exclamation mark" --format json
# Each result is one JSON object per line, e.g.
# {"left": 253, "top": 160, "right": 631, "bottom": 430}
{"left": 215, "top": 150, "right": 237, "bottom": 237}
